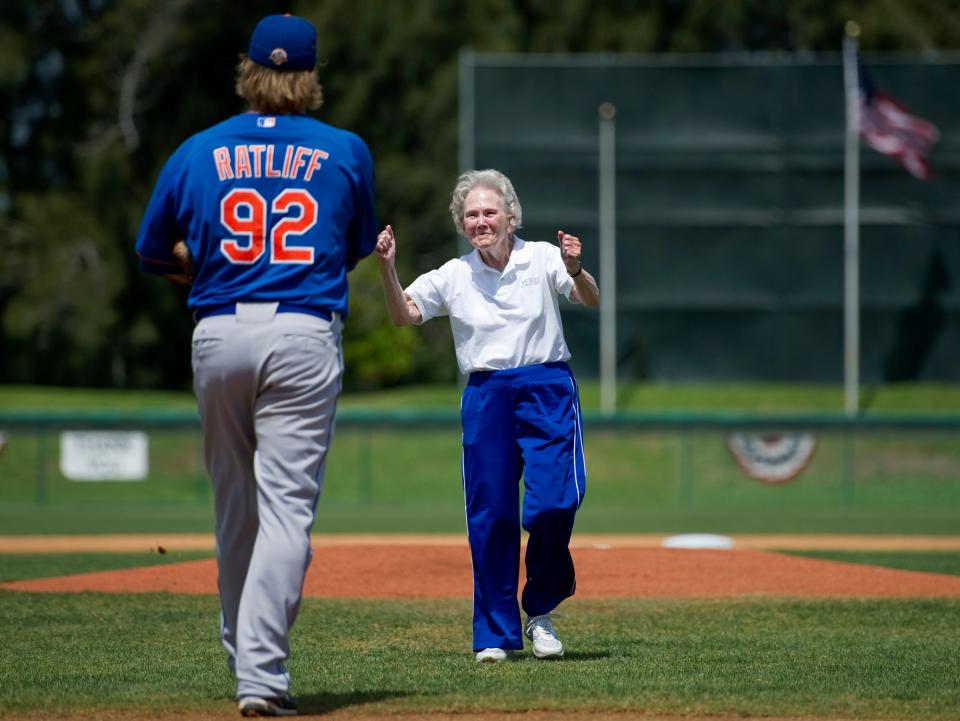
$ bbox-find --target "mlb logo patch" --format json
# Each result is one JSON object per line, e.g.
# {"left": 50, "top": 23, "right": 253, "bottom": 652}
{"left": 257, "top": 116, "right": 277, "bottom": 128}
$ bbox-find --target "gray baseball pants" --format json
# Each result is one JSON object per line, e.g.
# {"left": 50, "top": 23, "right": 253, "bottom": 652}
{"left": 191, "top": 304, "right": 342, "bottom": 700}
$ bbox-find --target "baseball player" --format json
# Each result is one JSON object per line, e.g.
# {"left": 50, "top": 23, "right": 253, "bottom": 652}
{"left": 375, "top": 169, "right": 599, "bottom": 662}
{"left": 135, "top": 14, "right": 377, "bottom": 717}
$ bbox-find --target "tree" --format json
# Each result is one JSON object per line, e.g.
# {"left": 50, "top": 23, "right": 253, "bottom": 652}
{"left": 2, "top": 0, "right": 960, "bottom": 389}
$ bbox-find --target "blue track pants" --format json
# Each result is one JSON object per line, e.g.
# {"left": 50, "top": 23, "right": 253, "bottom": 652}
{"left": 461, "top": 361, "right": 586, "bottom": 651}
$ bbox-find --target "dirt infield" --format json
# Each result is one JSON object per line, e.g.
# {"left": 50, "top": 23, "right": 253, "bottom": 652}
{"left": 4, "top": 540, "right": 960, "bottom": 598}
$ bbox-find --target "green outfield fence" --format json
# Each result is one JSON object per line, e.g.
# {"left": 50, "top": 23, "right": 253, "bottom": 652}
{"left": 1, "top": 410, "right": 959, "bottom": 535}
{"left": 461, "top": 52, "right": 960, "bottom": 383}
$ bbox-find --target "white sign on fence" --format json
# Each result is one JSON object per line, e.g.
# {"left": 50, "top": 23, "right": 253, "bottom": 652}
{"left": 60, "top": 431, "right": 149, "bottom": 481}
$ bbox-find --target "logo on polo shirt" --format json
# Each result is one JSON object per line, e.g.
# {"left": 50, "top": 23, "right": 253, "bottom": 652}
{"left": 521, "top": 277, "right": 540, "bottom": 288}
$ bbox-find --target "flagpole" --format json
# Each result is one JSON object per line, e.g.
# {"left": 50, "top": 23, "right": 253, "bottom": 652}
{"left": 842, "top": 21, "right": 861, "bottom": 417}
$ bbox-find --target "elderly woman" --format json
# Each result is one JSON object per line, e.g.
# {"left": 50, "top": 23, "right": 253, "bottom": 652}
{"left": 375, "top": 169, "right": 599, "bottom": 662}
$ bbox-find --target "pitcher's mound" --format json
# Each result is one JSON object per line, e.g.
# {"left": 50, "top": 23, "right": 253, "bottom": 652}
{"left": 4, "top": 546, "right": 960, "bottom": 598}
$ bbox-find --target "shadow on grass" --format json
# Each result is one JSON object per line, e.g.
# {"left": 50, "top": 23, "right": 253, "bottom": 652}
{"left": 298, "top": 690, "right": 415, "bottom": 715}
{"left": 556, "top": 650, "right": 612, "bottom": 661}
{"left": 502, "top": 650, "right": 612, "bottom": 662}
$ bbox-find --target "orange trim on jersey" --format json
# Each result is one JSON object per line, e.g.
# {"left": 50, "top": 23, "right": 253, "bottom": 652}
{"left": 136, "top": 251, "right": 182, "bottom": 268}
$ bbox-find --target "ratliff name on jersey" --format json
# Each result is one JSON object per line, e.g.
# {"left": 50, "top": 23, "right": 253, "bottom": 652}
{"left": 212, "top": 144, "right": 330, "bottom": 182}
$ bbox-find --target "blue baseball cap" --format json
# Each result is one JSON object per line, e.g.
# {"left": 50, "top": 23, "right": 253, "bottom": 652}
{"left": 248, "top": 14, "right": 316, "bottom": 71}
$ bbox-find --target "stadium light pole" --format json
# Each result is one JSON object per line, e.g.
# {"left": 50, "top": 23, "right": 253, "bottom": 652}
{"left": 458, "top": 49, "right": 476, "bottom": 259}
{"left": 842, "top": 21, "right": 861, "bottom": 417}
{"left": 598, "top": 102, "right": 617, "bottom": 416}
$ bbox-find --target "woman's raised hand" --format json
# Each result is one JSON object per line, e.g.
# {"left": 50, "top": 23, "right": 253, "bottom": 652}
{"left": 376, "top": 224, "right": 396, "bottom": 264}
{"left": 558, "top": 230, "right": 582, "bottom": 275}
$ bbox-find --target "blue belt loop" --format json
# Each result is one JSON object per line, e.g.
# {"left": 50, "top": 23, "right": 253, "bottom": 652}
{"left": 277, "top": 303, "right": 333, "bottom": 321}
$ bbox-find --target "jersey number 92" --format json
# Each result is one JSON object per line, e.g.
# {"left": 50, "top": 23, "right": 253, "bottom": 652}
{"left": 220, "top": 187, "right": 318, "bottom": 265}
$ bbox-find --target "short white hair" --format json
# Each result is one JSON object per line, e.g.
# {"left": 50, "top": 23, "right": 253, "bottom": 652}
{"left": 448, "top": 169, "right": 523, "bottom": 237}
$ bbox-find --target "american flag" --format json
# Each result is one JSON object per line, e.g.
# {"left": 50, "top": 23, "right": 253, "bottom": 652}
{"left": 858, "top": 61, "right": 939, "bottom": 179}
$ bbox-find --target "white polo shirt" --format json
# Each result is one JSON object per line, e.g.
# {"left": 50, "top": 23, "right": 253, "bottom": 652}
{"left": 405, "top": 237, "right": 575, "bottom": 374}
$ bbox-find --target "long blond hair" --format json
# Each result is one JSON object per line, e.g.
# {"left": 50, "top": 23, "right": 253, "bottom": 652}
{"left": 235, "top": 57, "right": 323, "bottom": 115}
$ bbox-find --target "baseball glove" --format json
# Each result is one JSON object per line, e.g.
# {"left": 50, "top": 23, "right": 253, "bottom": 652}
{"left": 169, "top": 240, "right": 194, "bottom": 286}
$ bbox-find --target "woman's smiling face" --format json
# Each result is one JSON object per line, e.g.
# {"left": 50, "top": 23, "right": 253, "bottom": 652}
{"left": 463, "top": 186, "right": 512, "bottom": 253}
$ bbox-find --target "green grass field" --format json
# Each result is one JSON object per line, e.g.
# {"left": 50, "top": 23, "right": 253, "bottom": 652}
{"left": 783, "top": 550, "right": 960, "bottom": 576}
{"left": 2, "top": 383, "right": 960, "bottom": 535}
{"left": 3, "top": 430, "right": 960, "bottom": 534}
{"left": 4, "top": 381, "right": 960, "bottom": 412}
{"left": 1, "top": 591, "right": 957, "bottom": 719}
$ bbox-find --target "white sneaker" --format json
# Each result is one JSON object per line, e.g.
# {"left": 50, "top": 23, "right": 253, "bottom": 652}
{"left": 475, "top": 647, "right": 509, "bottom": 663}
{"left": 525, "top": 614, "right": 564, "bottom": 659}
{"left": 238, "top": 694, "right": 299, "bottom": 716}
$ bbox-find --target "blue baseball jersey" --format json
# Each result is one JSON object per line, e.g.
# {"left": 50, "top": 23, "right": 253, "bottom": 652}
{"left": 136, "top": 113, "right": 377, "bottom": 317}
